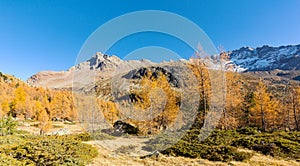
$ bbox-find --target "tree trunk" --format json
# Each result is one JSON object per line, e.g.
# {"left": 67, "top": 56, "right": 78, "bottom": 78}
{"left": 293, "top": 106, "right": 299, "bottom": 131}
{"left": 40, "top": 129, "right": 44, "bottom": 135}
{"left": 245, "top": 109, "right": 250, "bottom": 127}
{"left": 287, "top": 109, "right": 291, "bottom": 131}
{"left": 200, "top": 71, "right": 206, "bottom": 126}
{"left": 222, "top": 108, "right": 227, "bottom": 130}
{"left": 261, "top": 106, "right": 266, "bottom": 132}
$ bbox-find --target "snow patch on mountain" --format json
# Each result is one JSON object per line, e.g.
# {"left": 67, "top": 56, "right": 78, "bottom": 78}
{"left": 229, "top": 44, "right": 300, "bottom": 71}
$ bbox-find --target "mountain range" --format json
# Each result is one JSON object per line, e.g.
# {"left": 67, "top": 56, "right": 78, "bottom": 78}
{"left": 27, "top": 44, "right": 300, "bottom": 89}
{"left": 229, "top": 44, "right": 300, "bottom": 71}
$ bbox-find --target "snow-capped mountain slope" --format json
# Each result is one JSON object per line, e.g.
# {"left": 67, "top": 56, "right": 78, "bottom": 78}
{"left": 229, "top": 44, "right": 300, "bottom": 71}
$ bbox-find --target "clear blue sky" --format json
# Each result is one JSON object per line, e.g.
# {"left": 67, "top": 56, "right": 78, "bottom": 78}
{"left": 1, "top": 0, "right": 300, "bottom": 80}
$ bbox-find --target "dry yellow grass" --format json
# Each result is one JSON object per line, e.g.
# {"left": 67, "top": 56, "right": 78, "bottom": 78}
{"left": 17, "top": 121, "right": 85, "bottom": 135}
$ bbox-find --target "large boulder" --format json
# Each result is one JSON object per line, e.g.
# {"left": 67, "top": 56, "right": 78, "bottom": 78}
{"left": 113, "top": 120, "right": 139, "bottom": 135}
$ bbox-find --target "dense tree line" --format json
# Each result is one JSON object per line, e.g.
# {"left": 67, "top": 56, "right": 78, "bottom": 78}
{"left": 189, "top": 50, "right": 300, "bottom": 132}
{"left": 0, "top": 74, "right": 76, "bottom": 134}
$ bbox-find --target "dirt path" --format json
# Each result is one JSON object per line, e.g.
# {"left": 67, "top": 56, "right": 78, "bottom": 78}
{"left": 92, "top": 136, "right": 151, "bottom": 157}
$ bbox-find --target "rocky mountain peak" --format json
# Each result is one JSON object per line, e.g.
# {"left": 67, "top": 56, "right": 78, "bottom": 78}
{"left": 229, "top": 44, "right": 300, "bottom": 71}
{"left": 74, "top": 52, "right": 121, "bottom": 71}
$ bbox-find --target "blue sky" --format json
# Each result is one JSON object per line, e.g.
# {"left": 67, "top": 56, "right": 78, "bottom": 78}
{"left": 0, "top": 0, "right": 300, "bottom": 80}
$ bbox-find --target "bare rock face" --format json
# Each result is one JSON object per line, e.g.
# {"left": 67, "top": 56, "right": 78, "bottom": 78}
{"left": 27, "top": 52, "right": 122, "bottom": 89}
{"left": 27, "top": 70, "right": 72, "bottom": 89}
{"left": 74, "top": 52, "right": 122, "bottom": 71}
{"left": 123, "top": 66, "right": 180, "bottom": 88}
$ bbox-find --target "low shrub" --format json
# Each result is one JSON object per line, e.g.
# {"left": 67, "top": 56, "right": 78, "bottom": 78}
{"left": 0, "top": 115, "right": 18, "bottom": 136}
{"left": 162, "top": 140, "right": 253, "bottom": 162}
{"left": 0, "top": 135, "right": 26, "bottom": 148}
{"left": 146, "top": 129, "right": 299, "bottom": 162}
{"left": 142, "top": 134, "right": 179, "bottom": 152}
{"left": 237, "top": 127, "right": 260, "bottom": 135}
{"left": 143, "top": 130, "right": 254, "bottom": 162}
{"left": 0, "top": 135, "right": 98, "bottom": 165}
{"left": 63, "top": 132, "right": 116, "bottom": 142}
{"left": 232, "top": 135, "right": 300, "bottom": 158}
{"left": 0, "top": 153, "right": 27, "bottom": 166}
{"left": 65, "top": 133, "right": 93, "bottom": 141}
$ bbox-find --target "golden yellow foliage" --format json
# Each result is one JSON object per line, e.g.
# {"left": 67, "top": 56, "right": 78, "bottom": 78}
{"left": 36, "top": 100, "right": 51, "bottom": 135}
{"left": 188, "top": 54, "right": 211, "bottom": 129}
{"left": 251, "top": 79, "right": 279, "bottom": 131}
{"left": 286, "top": 84, "right": 300, "bottom": 131}
{"left": 0, "top": 74, "right": 77, "bottom": 122}
{"left": 97, "top": 99, "right": 119, "bottom": 125}
{"left": 128, "top": 72, "right": 180, "bottom": 134}
{"left": 219, "top": 72, "right": 244, "bottom": 130}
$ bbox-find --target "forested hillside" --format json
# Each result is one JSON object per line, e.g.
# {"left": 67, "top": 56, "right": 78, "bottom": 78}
{"left": 0, "top": 72, "right": 76, "bottom": 122}
{"left": 90, "top": 55, "right": 300, "bottom": 133}
{"left": 188, "top": 54, "right": 300, "bottom": 132}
